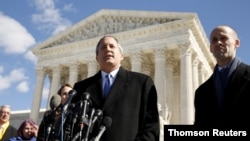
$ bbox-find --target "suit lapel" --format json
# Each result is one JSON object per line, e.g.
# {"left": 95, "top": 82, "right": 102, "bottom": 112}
{"left": 85, "top": 72, "right": 104, "bottom": 107}
{"left": 226, "top": 63, "right": 246, "bottom": 91}
{"left": 224, "top": 63, "right": 249, "bottom": 104}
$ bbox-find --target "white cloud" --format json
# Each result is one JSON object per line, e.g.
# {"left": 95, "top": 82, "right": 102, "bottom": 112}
{"left": 16, "top": 81, "right": 29, "bottom": 93}
{"left": 9, "top": 69, "right": 28, "bottom": 82}
{"left": 63, "top": 3, "right": 77, "bottom": 13}
{"left": 25, "top": 50, "right": 38, "bottom": 64}
{"left": 0, "top": 67, "right": 28, "bottom": 91}
{"left": 32, "top": 0, "right": 72, "bottom": 35}
{"left": 0, "top": 12, "right": 36, "bottom": 54}
{"left": 52, "top": 24, "right": 70, "bottom": 35}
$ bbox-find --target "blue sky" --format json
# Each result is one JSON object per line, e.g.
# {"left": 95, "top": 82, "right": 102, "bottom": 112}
{"left": 0, "top": 0, "right": 249, "bottom": 111}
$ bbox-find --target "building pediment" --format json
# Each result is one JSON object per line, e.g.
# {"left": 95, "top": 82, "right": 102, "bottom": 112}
{"left": 33, "top": 9, "right": 197, "bottom": 50}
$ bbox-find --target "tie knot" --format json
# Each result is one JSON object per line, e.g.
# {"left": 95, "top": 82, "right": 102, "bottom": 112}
{"left": 220, "top": 68, "right": 226, "bottom": 72}
{"left": 106, "top": 74, "right": 111, "bottom": 82}
{"left": 219, "top": 67, "right": 228, "bottom": 75}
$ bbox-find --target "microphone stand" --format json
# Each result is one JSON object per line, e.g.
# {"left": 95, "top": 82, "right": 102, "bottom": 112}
{"left": 61, "top": 105, "right": 64, "bottom": 141}
{"left": 83, "top": 108, "right": 95, "bottom": 141}
{"left": 45, "top": 123, "right": 52, "bottom": 141}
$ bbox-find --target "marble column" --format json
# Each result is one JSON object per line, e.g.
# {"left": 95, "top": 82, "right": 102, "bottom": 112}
{"left": 165, "top": 57, "right": 174, "bottom": 123}
{"left": 68, "top": 63, "right": 79, "bottom": 86}
{"left": 198, "top": 63, "right": 205, "bottom": 85}
{"left": 173, "top": 71, "right": 180, "bottom": 124}
{"left": 30, "top": 67, "right": 45, "bottom": 123}
{"left": 130, "top": 51, "right": 142, "bottom": 72}
{"left": 87, "top": 60, "right": 98, "bottom": 77}
{"left": 47, "top": 66, "right": 62, "bottom": 109}
{"left": 180, "top": 44, "right": 194, "bottom": 124}
{"left": 192, "top": 57, "right": 199, "bottom": 94}
{"left": 154, "top": 48, "right": 167, "bottom": 118}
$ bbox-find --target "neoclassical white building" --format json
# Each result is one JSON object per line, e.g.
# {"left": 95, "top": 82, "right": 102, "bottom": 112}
{"left": 29, "top": 9, "right": 215, "bottom": 132}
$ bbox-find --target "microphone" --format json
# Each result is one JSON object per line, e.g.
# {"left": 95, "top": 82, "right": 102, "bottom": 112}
{"left": 68, "top": 100, "right": 82, "bottom": 138}
{"left": 92, "top": 109, "right": 103, "bottom": 124}
{"left": 71, "top": 100, "right": 83, "bottom": 128}
{"left": 45, "top": 94, "right": 62, "bottom": 141}
{"left": 60, "top": 89, "right": 77, "bottom": 140}
{"left": 78, "top": 92, "right": 91, "bottom": 140}
{"left": 50, "top": 94, "right": 62, "bottom": 111}
{"left": 83, "top": 108, "right": 95, "bottom": 141}
{"left": 89, "top": 109, "right": 103, "bottom": 133}
{"left": 62, "top": 89, "right": 77, "bottom": 114}
{"left": 93, "top": 116, "right": 112, "bottom": 141}
{"left": 81, "top": 92, "right": 91, "bottom": 120}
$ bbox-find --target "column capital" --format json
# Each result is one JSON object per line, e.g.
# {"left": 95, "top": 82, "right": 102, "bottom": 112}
{"left": 69, "top": 63, "right": 79, "bottom": 69}
{"left": 192, "top": 57, "right": 199, "bottom": 66}
{"left": 87, "top": 60, "right": 97, "bottom": 66}
{"left": 166, "top": 53, "right": 175, "bottom": 66}
{"left": 180, "top": 46, "right": 192, "bottom": 56}
{"left": 52, "top": 65, "right": 63, "bottom": 73}
{"left": 35, "top": 67, "right": 45, "bottom": 76}
{"left": 178, "top": 41, "right": 191, "bottom": 48}
{"left": 154, "top": 48, "right": 166, "bottom": 59}
{"left": 130, "top": 51, "right": 142, "bottom": 62}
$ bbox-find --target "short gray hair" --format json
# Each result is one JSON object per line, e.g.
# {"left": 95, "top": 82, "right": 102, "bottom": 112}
{"left": 0, "top": 105, "right": 11, "bottom": 111}
{"left": 95, "top": 35, "right": 123, "bottom": 55}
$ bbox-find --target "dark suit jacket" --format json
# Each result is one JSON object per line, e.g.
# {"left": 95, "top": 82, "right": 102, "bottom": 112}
{"left": 0, "top": 125, "right": 17, "bottom": 141}
{"left": 72, "top": 67, "right": 160, "bottom": 141}
{"left": 194, "top": 63, "right": 250, "bottom": 127}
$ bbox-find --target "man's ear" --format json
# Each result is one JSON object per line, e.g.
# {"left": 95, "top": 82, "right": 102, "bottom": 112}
{"left": 235, "top": 39, "right": 240, "bottom": 48}
{"left": 120, "top": 54, "right": 124, "bottom": 61}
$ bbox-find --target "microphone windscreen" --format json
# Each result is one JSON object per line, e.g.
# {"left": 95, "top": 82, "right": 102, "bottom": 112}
{"left": 82, "top": 92, "right": 90, "bottom": 100}
{"left": 94, "top": 109, "right": 103, "bottom": 118}
{"left": 50, "top": 94, "right": 61, "bottom": 111}
{"left": 102, "top": 116, "right": 112, "bottom": 127}
{"left": 69, "top": 89, "right": 77, "bottom": 96}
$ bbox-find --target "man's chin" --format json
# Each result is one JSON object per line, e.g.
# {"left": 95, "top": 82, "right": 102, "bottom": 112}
{"left": 104, "top": 60, "right": 113, "bottom": 64}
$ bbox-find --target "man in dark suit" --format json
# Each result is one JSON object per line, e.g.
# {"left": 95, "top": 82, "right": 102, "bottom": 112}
{"left": 194, "top": 25, "right": 250, "bottom": 128}
{"left": 72, "top": 36, "right": 160, "bottom": 141}
{"left": 0, "top": 105, "right": 17, "bottom": 141}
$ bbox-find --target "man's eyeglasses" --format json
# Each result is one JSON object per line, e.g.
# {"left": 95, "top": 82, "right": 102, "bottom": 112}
{"left": 0, "top": 111, "right": 10, "bottom": 115}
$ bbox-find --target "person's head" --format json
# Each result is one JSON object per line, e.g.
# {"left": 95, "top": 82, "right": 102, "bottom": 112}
{"left": 96, "top": 35, "right": 124, "bottom": 73}
{"left": 57, "top": 83, "right": 73, "bottom": 105}
{"left": 17, "top": 119, "right": 37, "bottom": 139}
{"left": 210, "top": 25, "right": 240, "bottom": 67}
{"left": 0, "top": 105, "right": 11, "bottom": 124}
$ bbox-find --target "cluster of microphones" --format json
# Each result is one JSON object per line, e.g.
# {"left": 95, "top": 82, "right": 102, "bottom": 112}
{"left": 44, "top": 90, "right": 112, "bottom": 141}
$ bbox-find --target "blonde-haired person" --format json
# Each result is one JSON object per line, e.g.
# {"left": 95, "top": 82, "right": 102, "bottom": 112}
{"left": 0, "top": 105, "right": 17, "bottom": 141}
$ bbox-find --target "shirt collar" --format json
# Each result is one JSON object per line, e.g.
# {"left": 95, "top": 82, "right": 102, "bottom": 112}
{"left": 101, "top": 68, "right": 119, "bottom": 79}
